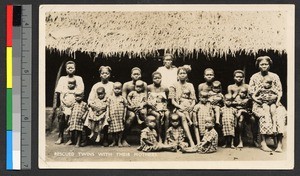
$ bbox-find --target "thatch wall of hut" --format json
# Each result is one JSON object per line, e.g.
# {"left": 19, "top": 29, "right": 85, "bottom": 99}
{"left": 45, "top": 11, "right": 287, "bottom": 57}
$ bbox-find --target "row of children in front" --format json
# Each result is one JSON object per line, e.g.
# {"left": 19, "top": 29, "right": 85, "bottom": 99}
{"left": 60, "top": 66, "right": 279, "bottom": 153}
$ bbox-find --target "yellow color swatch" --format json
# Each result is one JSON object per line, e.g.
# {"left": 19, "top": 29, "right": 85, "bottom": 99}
{"left": 6, "top": 47, "right": 12, "bottom": 88}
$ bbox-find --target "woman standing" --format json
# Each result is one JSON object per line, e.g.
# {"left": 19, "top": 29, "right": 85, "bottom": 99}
{"left": 169, "top": 66, "right": 196, "bottom": 147}
{"left": 249, "top": 56, "right": 286, "bottom": 152}
{"left": 87, "top": 66, "right": 114, "bottom": 146}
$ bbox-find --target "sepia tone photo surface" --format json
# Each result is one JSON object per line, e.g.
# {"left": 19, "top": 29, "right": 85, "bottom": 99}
{"left": 39, "top": 5, "right": 294, "bottom": 169}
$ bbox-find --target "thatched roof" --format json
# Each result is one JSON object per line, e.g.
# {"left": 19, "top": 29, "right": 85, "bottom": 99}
{"left": 45, "top": 11, "right": 287, "bottom": 58}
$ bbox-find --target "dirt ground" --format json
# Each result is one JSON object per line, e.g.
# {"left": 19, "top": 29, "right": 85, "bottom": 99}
{"left": 45, "top": 132, "right": 287, "bottom": 162}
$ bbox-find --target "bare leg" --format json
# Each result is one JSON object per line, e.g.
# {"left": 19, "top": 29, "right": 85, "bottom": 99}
{"left": 261, "top": 134, "right": 272, "bottom": 152}
{"left": 151, "top": 110, "right": 162, "bottom": 143}
{"left": 55, "top": 115, "right": 66, "bottom": 144}
{"left": 230, "top": 136, "right": 235, "bottom": 149}
{"left": 65, "top": 131, "right": 73, "bottom": 145}
{"left": 194, "top": 126, "right": 201, "bottom": 145}
{"left": 109, "top": 133, "right": 117, "bottom": 147}
{"left": 214, "top": 106, "right": 221, "bottom": 125}
{"left": 75, "top": 131, "right": 82, "bottom": 148}
{"left": 184, "top": 111, "right": 193, "bottom": 126}
{"left": 275, "top": 133, "right": 283, "bottom": 152}
{"left": 177, "top": 111, "right": 195, "bottom": 147}
{"left": 163, "top": 110, "right": 170, "bottom": 143}
{"left": 237, "top": 114, "right": 244, "bottom": 148}
{"left": 222, "top": 136, "right": 227, "bottom": 148}
{"left": 102, "top": 126, "right": 109, "bottom": 147}
{"left": 118, "top": 132, "right": 123, "bottom": 147}
{"left": 122, "top": 111, "right": 135, "bottom": 147}
{"left": 89, "top": 121, "right": 95, "bottom": 138}
{"left": 270, "top": 104, "right": 277, "bottom": 133}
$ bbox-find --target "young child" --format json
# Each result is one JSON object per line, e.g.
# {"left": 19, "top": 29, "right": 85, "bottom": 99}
{"left": 254, "top": 76, "right": 279, "bottom": 133}
{"left": 137, "top": 116, "right": 175, "bottom": 152}
{"left": 87, "top": 87, "right": 108, "bottom": 142}
{"left": 61, "top": 78, "right": 77, "bottom": 118}
{"left": 208, "top": 80, "right": 224, "bottom": 125}
{"left": 67, "top": 90, "right": 88, "bottom": 147}
{"left": 182, "top": 116, "right": 218, "bottom": 154}
{"left": 127, "top": 80, "right": 148, "bottom": 124}
{"left": 193, "top": 91, "right": 214, "bottom": 145}
{"left": 177, "top": 89, "right": 195, "bottom": 126}
{"left": 165, "top": 114, "right": 188, "bottom": 151}
{"left": 221, "top": 94, "right": 237, "bottom": 149}
{"left": 107, "top": 82, "right": 127, "bottom": 147}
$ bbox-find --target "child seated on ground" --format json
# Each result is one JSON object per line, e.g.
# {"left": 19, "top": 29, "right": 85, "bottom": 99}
{"left": 253, "top": 76, "right": 279, "bottom": 133}
{"left": 181, "top": 116, "right": 218, "bottom": 154}
{"left": 67, "top": 90, "right": 88, "bottom": 147}
{"left": 87, "top": 87, "right": 108, "bottom": 142}
{"left": 208, "top": 81, "right": 224, "bottom": 125}
{"left": 193, "top": 91, "right": 214, "bottom": 145}
{"left": 165, "top": 113, "right": 189, "bottom": 151}
{"left": 127, "top": 80, "right": 148, "bottom": 124}
{"left": 137, "top": 116, "right": 175, "bottom": 152}
{"left": 221, "top": 94, "right": 237, "bottom": 149}
{"left": 177, "top": 89, "right": 195, "bottom": 126}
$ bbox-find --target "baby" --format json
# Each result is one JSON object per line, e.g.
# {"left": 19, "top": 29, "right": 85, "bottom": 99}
{"left": 254, "top": 76, "right": 279, "bottom": 132}
{"left": 127, "top": 80, "right": 148, "bottom": 124}
{"left": 87, "top": 87, "right": 108, "bottom": 142}
{"left": 208, "top": 81, "right": 224, "bottom": 125}
{"left": 178, "top": 89, "right": 195, "bottom": 126}
{"left": 61, "top": 78, "right": 77, "bottom": 117}
{"left": 165, "top": 113, "right": 189, "bottom": 151}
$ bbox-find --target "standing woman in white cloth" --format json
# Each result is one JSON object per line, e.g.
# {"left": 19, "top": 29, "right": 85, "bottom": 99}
{"left": 157, "top": 54, "right": 178, "bottom": 89}
{"left": 86, "top": 66, "right": 114, "bottom": 146}
{"left": 249, "top": 56, "right": 287, "bottom": 152}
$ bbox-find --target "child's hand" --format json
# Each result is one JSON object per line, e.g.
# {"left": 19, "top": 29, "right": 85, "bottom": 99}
{"left": 107, "top": 116, "right": 111, "bottom": 122}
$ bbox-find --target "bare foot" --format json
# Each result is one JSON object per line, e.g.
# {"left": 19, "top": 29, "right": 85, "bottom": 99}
{"left": 222, "top": 144, "right": 227, "bottom": 148}
{"left": 254, "top": 141, "right": 261, "bottom": 148}
{"left": 237, "top": 142, "right": 243, "bottom": 148}
{"left": 65, "top": 140, "right": 73, "bottom": 145}
{"left": 231, "top": 145, "right": 236, "bottom": 149}
{"left": 75, "top": 144, "right": 80, "bottom": 148}
{"left": 109, "top": 142, "right": 116, "bottom": 147}
{"left": 95, "top": 135, "right": 101, "bottom": 143}
{"left": 55, "top": 137, "right": 63, "bottom": 145}
{"left": 261, "top": 144, "right": 272, "bottom": 152}
{"left": 88, "top": 132, "right": 94, "bottom": 139}
{"left": 275, "top": 144, "right": 283, "bottom": 153}
{"left": 122, "top": 140, "right": 131, "bottom": 147}
{"left": 118, "top": 143, "right": 123, "bottom": 147}
{"left": 103, "top": 141, "right": 109, "bottom": 147}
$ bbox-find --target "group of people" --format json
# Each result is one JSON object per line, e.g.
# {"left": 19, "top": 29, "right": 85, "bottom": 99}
{"left": 52, "top": 54, "right": 287, "bottom": 154}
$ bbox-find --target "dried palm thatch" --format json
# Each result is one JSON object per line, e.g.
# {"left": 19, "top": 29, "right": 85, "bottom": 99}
{"left": 45, "top": 11, "right": 287, "bottom": 58}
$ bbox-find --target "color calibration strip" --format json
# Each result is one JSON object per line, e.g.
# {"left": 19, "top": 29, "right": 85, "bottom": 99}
{"left": 6, "top": 5, "right": 32, "bottom": 170}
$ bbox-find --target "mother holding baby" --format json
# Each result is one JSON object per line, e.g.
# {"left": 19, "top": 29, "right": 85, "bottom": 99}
{"left": 249, "top": 56, "right": 287, "bottom": 152}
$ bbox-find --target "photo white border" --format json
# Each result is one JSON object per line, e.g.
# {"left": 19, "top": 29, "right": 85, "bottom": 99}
{"left": 39, "top": 4, "right": 295, "bottom": 169}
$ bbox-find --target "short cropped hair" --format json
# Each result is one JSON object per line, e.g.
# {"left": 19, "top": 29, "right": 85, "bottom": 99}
{"left": 255, "top": 56, "right": 273, "bottom": 67}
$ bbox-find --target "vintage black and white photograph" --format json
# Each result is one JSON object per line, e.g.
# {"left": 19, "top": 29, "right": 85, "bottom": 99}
{"left": 39, "top": 5, "right": 294, "bottom": 169}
